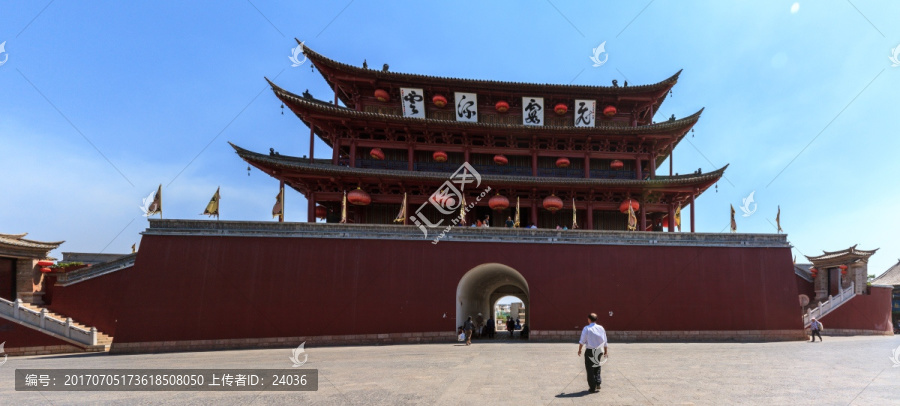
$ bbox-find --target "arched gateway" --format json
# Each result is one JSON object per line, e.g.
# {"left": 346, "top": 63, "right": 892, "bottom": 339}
{"left": 456, "top": 263, "right": 529, "bottom": 330}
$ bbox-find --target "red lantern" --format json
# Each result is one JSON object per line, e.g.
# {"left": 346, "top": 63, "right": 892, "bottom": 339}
{"left": 40, "top": 267, "right": 52, "bottom": 273}
{"left": 610, "top": 160, "right": 624, "bottom": 170}
{"left": 433, "top": 151, "right": 448, "bottom": 162}
{"left": 841, "top": 270, "right": 848, "bottom": 275}
{"left": 495, "top": 101, "right": 509, "bottom": 113}
{"left": 489, "top": 194, "right": 510, "bottom": 211}
{"left": 543, "top": 195, "right": 563, "bottom": 211}
{"left": 554, "top": 103, "right": 568, "bottom": 115}
{"left": 556, "top": 157, "right": 570, "bottom": 168}
{"left": 374, "top": 89, "right": 390, "bottom": 102}
{"left": 348, "top": 188, "right": 371, "bottom": 206}
{"left": 315, "top": 205, "right": 327, "bottom": 219}
{"left": 603, "top": 105, "right": 617, "bottom": 117}
{"left": 839, "top": 265, "right": 848, "bottom": 271}
{"left": 618, "top": 199, "right": 640, "bottom": 214}
{"left": 369, "top": 148, "right": 385, "bottom": 160}
{"left": 493, "top": 155, "right": 508, "bottom": 165}
{"left": 37, "top": 260, "right": 54, "bottom": 267}
{"left": 433, "top": 94, "right": 447, "bottom": 108}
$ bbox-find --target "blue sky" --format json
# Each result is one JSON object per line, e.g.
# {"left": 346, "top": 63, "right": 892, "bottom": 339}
{"left": 2, "top": 1, "right": 898, "bottom": 275}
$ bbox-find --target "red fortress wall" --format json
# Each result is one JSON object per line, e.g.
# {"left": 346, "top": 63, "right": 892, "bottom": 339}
{"left": 45, "top": 221, "right": 807, "bottom": 353}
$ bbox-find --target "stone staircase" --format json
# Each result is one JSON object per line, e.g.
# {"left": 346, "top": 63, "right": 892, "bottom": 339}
{"left": 0, "top": 297, "right": 112, "bottom": 352}
{"left": 803, "top": 282, "right": 857, "bottom": 328}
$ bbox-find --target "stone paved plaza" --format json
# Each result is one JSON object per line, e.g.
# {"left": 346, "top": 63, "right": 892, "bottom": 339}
{"left": 3, "top": 335, "right": 899, "bottom": 405}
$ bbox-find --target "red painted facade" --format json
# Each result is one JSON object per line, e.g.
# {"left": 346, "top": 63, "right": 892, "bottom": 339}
{"left": 43, "top": 270, "right": 128, "bottom": 336}
{"left": 820, "top": 286, "right": 893, "bottom": 333}
{"left": 41, "top": 231, "right": 805, "bottom": 347}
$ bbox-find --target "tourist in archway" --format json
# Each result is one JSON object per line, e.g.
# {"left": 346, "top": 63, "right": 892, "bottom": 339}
{"left": 463, "top": 316, "right": 475, "bottom": 346}
{"left": 485, "top": 314, "right": 495, "bottom": 338}
{"left": 506, "top": 317, "right": 515, "bottom": 337}
{"left": 577, "top": 313, "right": 609, "bottom": 393}
{"left": 475, "top": 312, "right": 485, "bottom": 339}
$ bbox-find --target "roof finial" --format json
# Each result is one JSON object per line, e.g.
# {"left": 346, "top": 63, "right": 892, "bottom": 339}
{"left": 623, "top": 80, "right": 628, "bottom": 87}
{"left": 611, "top": 79, "right": 619, "bottom": 87}
{"left": 382, "top": 63, "right": 390, "bottom": 72}
{"left": 669, "top": 114, "right": 676, "bottom": 122}
{"left": 363, "top": 59, "right": 368, "bottom": 69}
{"left": 302, "top": 89, "right": 313, "bottom": 99}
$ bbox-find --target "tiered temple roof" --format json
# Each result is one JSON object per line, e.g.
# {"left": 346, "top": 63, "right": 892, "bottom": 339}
{"left": 235, "top": 46, "right": 725, "bottom": 231}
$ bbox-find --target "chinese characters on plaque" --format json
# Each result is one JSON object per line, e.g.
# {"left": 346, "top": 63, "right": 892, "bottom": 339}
{"left": 574, "top": 99, "right": 596, "bottom": 127}
{"left": 400, "top": 88, "right": 426, "bottom": 118}
{"left": 522, "top": 97, "right": 544, "bottom": 126}
{"left": 454, "top": 92, "right": 478, "bottom": 122}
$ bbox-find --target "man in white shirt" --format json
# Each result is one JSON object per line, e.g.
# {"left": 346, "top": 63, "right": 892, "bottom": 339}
{"left": 577, "top": 313, "right": 608, "bottom": 393}
{"left": 809, "top": 317, "right": 823, "bottom": 342}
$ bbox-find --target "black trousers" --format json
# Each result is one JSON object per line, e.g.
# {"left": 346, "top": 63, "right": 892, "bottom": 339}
{"left": 810, "top": 329, "right": 822, "bottom": 341}
{"left": 584, "top": 348, "right": 602, "bottom": 389}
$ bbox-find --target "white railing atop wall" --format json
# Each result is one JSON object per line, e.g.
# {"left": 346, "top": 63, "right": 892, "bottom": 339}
{"left": 0, "top": 297, "right": 97, "bottom": 346}
{"left": 803, "top": 282, "right": 856, "bottom": 327}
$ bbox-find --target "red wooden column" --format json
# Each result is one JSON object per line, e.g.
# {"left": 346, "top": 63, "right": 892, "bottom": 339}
{"left": 332, "top": 138, "right": 340, "bottom": 165}
{"left": 586, "top": 201, "right": 594, "bottom": 230}
{"left": 584, "top": 155, "right": 590, "bottom": 178}
{"left": 639, "top": 200, "right": 647, "bottom": 231}
{"left": 635, "top": 157, "right": 642, "bottom": 180}
{"left": 667, "top": 203, "right": 675, "bottom": 232}
{"left": 530, "top": 195, "right": 538, "bottom": 227}
{"left": 690, "top": 191, "right": 696, "bottom": 233}
{"left": 464, "top": 148, "right": 470, "bottom": 163}
{"left": 650, "top": 153, "right": 657, "bottom": 180}
{"left": 308, "top": 192, "right": 316, "bottom": 223}
{"left": 309, "top": 126, "right": 315, "bottom": 163}
{"left": 349, "top": 142, "right": 357, "bottom": 168}
{"left": 669, "top": 145, "right": 673, "bottom": 176}
{"left": 531, "top": 152, "right": 538, "bottom": 176}
{"left": 407, "top": 145, "right": 414, "bottom": 171}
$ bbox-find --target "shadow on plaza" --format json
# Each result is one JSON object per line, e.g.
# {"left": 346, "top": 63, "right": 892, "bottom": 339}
{"left": 554, "top": 390, "right": 593, "bottom": 398}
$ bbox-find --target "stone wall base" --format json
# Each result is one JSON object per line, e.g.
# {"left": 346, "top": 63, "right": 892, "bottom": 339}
{"left": 4, "top": 344, "right": 98, "bottom": 357}
{"left": 111, "top": 329, "right": 808, "bottom": 354}
{"left": 809, "top": 328, "right": 895, "bottom": 337}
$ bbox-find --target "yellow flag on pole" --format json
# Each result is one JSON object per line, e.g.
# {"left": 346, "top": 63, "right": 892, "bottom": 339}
{"left": 776, "top": 206, "right": 783, "bottom": 233}
{"left": 572, "top": 198, "right": 578, "bottom": 229}
{"left": 459, "top": 195, "right": 467, "bottom": 225}
{"left": 514, "top": 197, "right": 520, "bottom": 228}
{"left": 730, "top": 204, "right": 737, "bottom": 233}
{"left": 340, "top": 190, "right": 348, "bottom": 223}
{"left": 627, "top": 205, "right": 637, "bottom": 231}
{"left": 272, "top": 188, "right": 284, "bottom": 219}
{"left": 675, "top": 203, "right": 682, "bottom": 232}
{"left": 394, "top": 193, "right": 407, "bottom": 223}
{"left": 202, "top": 187, "right": 220, "bottom": 219}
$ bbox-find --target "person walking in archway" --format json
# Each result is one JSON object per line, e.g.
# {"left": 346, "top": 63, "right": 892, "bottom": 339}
{"left": 506, "top": 316, "right": 515, "bottom": 337}
{"left": 475, "top": 312, "right": 485, "bottom": 339}
{"left": 577, "top": 313, "right": 608, "bottom": 393}
{"left": 463, "top": 316, "right": 475, "bottom": 346}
